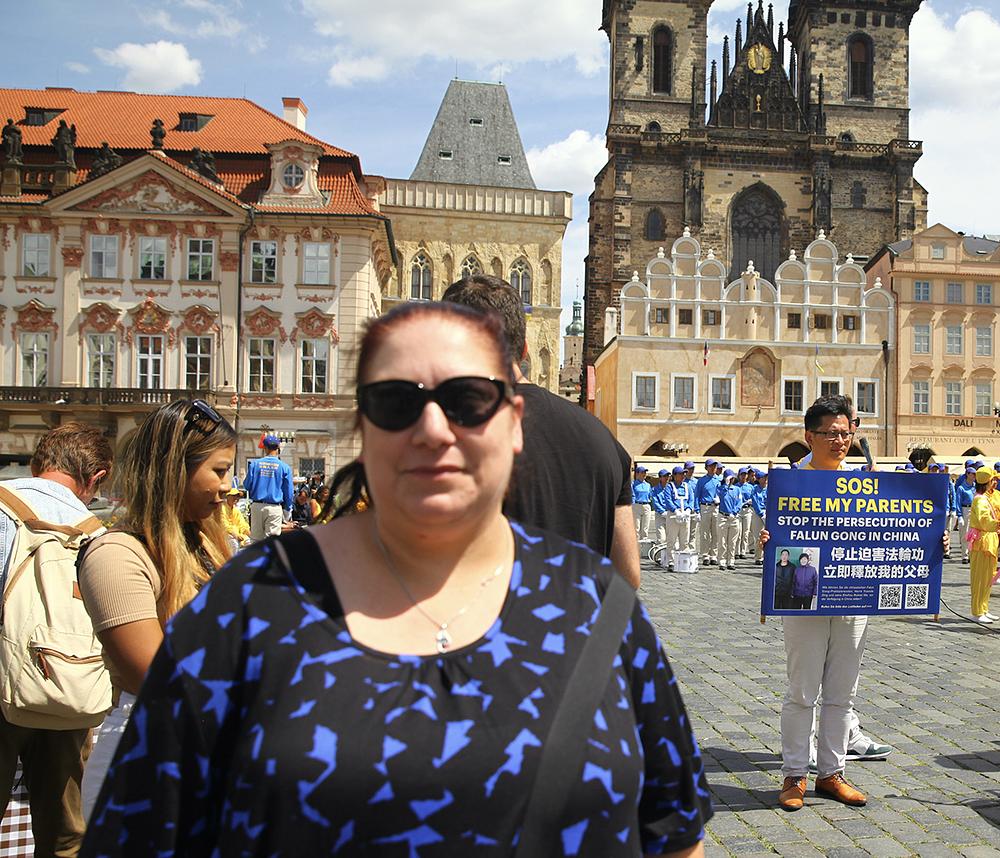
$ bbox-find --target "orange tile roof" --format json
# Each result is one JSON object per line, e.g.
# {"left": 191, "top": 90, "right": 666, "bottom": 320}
{"left": 0, "top": 88, "right": 354, "bottom": 158}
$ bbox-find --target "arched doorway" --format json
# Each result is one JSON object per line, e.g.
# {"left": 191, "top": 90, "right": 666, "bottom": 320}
{"left": 729, "top": 184, "right": 785, "bottom": 284}
{"left": 704, "top": 441, "right": 738, "bottom": 458}
{"left": 963, "top": 447, "right": 985, "bottom": 457}
{"left": 779, "top": 441, "right": 809, "bottom": 463}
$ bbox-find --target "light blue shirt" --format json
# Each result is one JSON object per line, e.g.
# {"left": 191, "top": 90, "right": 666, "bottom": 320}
{"left": 0, "top": 478, "right": 91, "bottom": 592}
{"left": 693, "top": 474, "right": 721, "bottom": 511}
{"left": 718, "top": 482, "right": 744, "bottom": 516}
{"left": 631, "top": 479, "right": 652, "bottom": 505}
{"left": 244, "top": 455, "right": 295, "bottom": 509}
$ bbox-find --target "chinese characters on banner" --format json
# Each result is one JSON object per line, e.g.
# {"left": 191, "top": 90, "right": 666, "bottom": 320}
{"left": 761, "top": 470, "right": 948, "bottom": 616}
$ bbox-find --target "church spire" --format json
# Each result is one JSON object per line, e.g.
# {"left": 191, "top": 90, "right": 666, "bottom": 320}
{"left": 710, "top": 60, "right": 718, "bottom": 107}
{"left": 746, "top": 3, "right": 753, "bottom": 44}
{"left": 767, "top": 3, "right": 774, "bottom": 36}
{"left": 778, "top": 21, "right": 785, "bottom": 67}
{"left": 735, "top": 18, "right": 742, "bottom": 53}
{"left": 723, "top": 35, "right": 730, "bottom": 83}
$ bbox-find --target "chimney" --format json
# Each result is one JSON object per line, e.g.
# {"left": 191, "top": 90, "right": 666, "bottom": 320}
{"left": 282, "top": 97, "right": 308, "bottom": 131}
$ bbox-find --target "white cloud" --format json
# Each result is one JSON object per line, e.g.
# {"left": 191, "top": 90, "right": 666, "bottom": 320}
{"left": 94, "top": 41, "right": 203, "bottom": 93}
{"left": 65, "top": 61, "right": 90, "bottom": 74}
{"left": 143, "top": 0, "right": 266, "bottom": 53}
{"left": 300, "top": 0, "right": 608, "bottom": 87}
{"left": 526, "top": 130, "right": 607, "bottom": 198}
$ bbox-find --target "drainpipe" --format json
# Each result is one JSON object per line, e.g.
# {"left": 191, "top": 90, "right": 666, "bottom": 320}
{"left": 235, "top": 207, "right": 256, "bottom": 439}
{"left": 881, "top": 339, "right": 890, "bottom": 458}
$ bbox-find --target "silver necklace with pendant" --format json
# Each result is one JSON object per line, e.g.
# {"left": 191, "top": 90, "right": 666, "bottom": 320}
{"left": 373, "top": 524, "right": 505, "bottom": 654}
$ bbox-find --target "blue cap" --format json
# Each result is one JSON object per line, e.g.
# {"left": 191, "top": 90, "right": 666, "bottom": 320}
{"left": 262, "top": 433, "right": 280, "bottom": 447}
{"left": 895, "top": 465, "right": 906, "bottom": 471}
{"left": 635, "top": 465, "right": 647, "bottom": 472}
{"left": 975, "top": 460, "right": 985, "bottom": 469}
{"left": 756, "top": 469, "right": 767, "bottom": 478}
{"left": 684, "top": 461, "right": 695, "bottom": 470}
{"left": 723, "top": 468, "right": 736, "bottom": 479}
{"left": 994, "top": 462, "right": 1000, "bottom": 471}
{"left": 658, "top": 469, "right": 670, "bottom": 477}
{"left": 905, "top": 463, "right": 917, "bottom": 472}
{"left": 705, "top": 458, "right": 719, "bottom": 468}
{"left": 738, "top": 467, "right": 749, "bottom": 475}
{"left": 967, "top": 466, "right": 978, "bottom": 474}
{"left": 672, "top": 465, "right": 685, "bottom": 476}
{"left": 928, "top": 463, "right": 939, "bottom": 472}
{"left": 965, "top": 459, "right": 976, "bottom": 467}
{"left": 790, "top": 462, "right": 799, "bottom": 469}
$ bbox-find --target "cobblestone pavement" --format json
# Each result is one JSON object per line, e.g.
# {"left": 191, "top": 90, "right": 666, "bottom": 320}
{"left": 640, "top": 549, "right": 1000, "bottom": 857}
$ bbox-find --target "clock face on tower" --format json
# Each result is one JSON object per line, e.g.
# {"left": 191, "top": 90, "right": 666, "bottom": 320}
{"left": 747, "top": 43, "right": 772, "bottom": 75}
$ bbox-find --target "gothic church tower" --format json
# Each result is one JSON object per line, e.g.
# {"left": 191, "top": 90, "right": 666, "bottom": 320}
{"left": 584, "top": 0, "right": 926, "bottom": 378}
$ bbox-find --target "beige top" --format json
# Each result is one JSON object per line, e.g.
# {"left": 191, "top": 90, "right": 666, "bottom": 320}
{"left": 78, "top": 532, "right": 162, "bottom": 691}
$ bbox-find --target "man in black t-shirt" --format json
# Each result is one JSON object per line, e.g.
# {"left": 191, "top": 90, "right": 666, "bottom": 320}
{"left": 442, "top": 276, "right": 640, "bottom": 588}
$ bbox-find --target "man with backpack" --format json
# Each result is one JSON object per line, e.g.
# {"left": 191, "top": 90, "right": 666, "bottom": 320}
{"left": 0, "top": 422, "right": 113, "bottom": 857}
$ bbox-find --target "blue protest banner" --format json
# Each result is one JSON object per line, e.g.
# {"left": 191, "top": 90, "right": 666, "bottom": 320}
{"left": 761, "top": 469, "right": 948, "bottom": 616}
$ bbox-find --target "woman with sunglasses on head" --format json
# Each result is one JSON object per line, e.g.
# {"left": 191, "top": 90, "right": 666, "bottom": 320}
{"left": 77, "top": 399, "right": 236, "bottom": 820}
{"left": 81, "top": 303, "right": 712, "bottom": 858}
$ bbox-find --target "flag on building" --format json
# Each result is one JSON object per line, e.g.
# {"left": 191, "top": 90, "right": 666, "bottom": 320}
{"left": 814, "top": 344, "right": 824, "bottom": 374}
{"left": 703, "top": 341, "right": 710, "bottom": 366}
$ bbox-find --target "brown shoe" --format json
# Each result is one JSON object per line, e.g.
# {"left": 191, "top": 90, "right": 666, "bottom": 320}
{"left": 778, "top": 776, "right": 807, "bottom": 811}
{"left": 815, "top": 773, "right": 867, "bottom": 806}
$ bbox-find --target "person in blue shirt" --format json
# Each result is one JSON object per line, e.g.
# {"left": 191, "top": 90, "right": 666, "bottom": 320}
{"left": 631, "top": 465, "right": 653, "bottom": 542}
{"left": 954, "top": 466, "right": 978, "bottom": 562}
{"left": 658, "top": 466, "right": 693, "bottom": 569}
{"left": 682, "top": 461, "right": 698, "bottom": 552}
{"left": 650, "top": 469, "right": 671, "bottom": 545}
{"left": 750, "top": 470, "right": 768, "bottom": 563}
{"left": 694, "top": 459, "right": 722, "bottom": 565}
{"left": 737, "top": 467, "right": 755, "bottom": 559}
{"left": 717, "top": 469, "right": 745, "bottom": 570}
{"left": 244, "top": 434, "right": 295, "bottom": 540}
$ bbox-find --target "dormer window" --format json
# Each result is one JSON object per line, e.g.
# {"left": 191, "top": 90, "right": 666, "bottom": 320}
{"left": 497, "top": 155, "right": 512, "bottom": 165}
{"left": 282, "top": 163, "right": 304, "bottom": 189}
{"left": 178, "top": 113, "right": 214, "bottom": 132}
{"left": 469, "top": 118, "right": 484, "bottom": 127}
{"left": 438, "top": 150, "right": 453, "bottom": 160}
{"left": 24, "top": 108, "right": 64, "bottom": 126}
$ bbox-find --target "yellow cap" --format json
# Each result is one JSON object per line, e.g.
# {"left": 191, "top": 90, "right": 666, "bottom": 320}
{"left": 227, "top": 487, "right": 242, "bottom": 496}
{"left": 975, "top": 466, "right": 995, "bottom": 485}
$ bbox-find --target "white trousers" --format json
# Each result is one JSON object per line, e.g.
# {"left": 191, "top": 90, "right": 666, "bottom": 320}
{"left": 738, "top": 506, "right": 753, "bottom": 556}
{"left": 250, "top": 502, "right": 283, "bottom": 540}
{"left": 82, "top": 691, "right": 136, "bottom": 821}
{"left": 662, "top": 513, "right": 689, "bottom": 566}
{"left": 782, "top": 615, "right": 868, "bottom": 778}
{"left": 632, "top": 503, "right": 653, "bottom": 541}
{"left": 699, "top": 507, "right": 718, "bottom": 561}
{"left": 687, "top": 515, "right": 699, "bottom": 552}
{"left": 958, "top": 507, "right": 971, "bottom": 559}
{"left": 750, "top": 511, "right": 765, "bottom": 562}
{"left": 718, "top": 514, "right": 741, "bottom": 567}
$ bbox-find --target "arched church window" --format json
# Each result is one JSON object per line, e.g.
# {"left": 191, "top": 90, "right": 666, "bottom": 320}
{"left": 729, "top": 185, "right": 784, "bottom": 284}
{"left": 646, "top": 121, "right": 662, "bottom": 133}
{"left": 645, "top": 208, "right": 665, "bottom": 241}
{"left": 848, "top": 35, "right": 873, "bottom": 100}
{"left": 409, "top": 252, "right": 432, "bottom": 300}
{"left": 851, "top": 181, "right": 866, "bottom": 209}
{"left": 510, "top": 258, "right": 532, "bottom": 304}
{"left": 652, "top": 27, "right": 672, "bottom": 94}
{"left": 460, "top": 254, "right": 482, "bottom": 279}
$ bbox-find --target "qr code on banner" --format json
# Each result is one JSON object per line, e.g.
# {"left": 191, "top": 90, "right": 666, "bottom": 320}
{"left": 878, "top": 584, "right": 903, "bottom": 610}
{"left": 905, "top": 584, "right": 930, "bottom": 610}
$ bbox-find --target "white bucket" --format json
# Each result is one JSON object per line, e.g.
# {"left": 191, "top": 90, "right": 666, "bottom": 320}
{"left": 674, "top": 550, "right": 698, "bottom": 574}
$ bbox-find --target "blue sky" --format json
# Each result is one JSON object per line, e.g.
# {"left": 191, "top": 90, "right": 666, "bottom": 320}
{"left": 4, "top": 1, "right": 1000, "bottom": 342}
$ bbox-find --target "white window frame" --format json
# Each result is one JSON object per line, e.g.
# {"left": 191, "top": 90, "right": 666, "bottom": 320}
{"left": 186, "top": 238, "right": 214, "bottom": 281}
{"left": 631, "top": 371, "right": 659, "bottom": 412}
{"left": 86, "top": 332, "right": 116, "bottom": 388}
{"left": 945, "top": 324, "right": 963, "bottom": 356}
{"left": 670, "top": 373, "right": 697, "bottom": 413}
{"left": 184, "top": 335, "right": 213, "bottom": 390}
{"left": 302, "top": 242, "right": 330, "bottom": 286}
{"left": 300, "top": 338, "right": 329, "bottom": 394}
{"left": 781, "top": 376, "right": 807, "bottom": 415}
{"left": 854, "top": 378, "right": 879, "bottom": 418}
{"left": 944, "top": 380, "right": 963, "bottom": 416}
{"left": 22, "top": 233, "right": 51, "bottom": 277}
{"left": 248, "top": 336, "right": 276, "bottom": 393}
{"left": 976, "top": 283, "right": 992, "bottom": 306}
{"left": 912, "top": 380, "right": 930, "bottom": 415}
{"left": 975, "top": 382, "right": 993, "bottom": 417}
{"left": 931, "top": 244, "right": 945, "bottom": 260}
{"left": 946, "top": 281, "right": 963, "bottom": 304}
{"left": 250, "top": 240, "right": 278, "bottom": 284}
{"left": 708, "top": 374, "right": 735, "bottom": 414}
{"left": 136, "top": 334, "right": 164, "bottom": 389}
{"left": 653, "top": 307, "right": 669, "bottom": 324}
{"left": 19, "top": 332, "right": 49, "bottom": 386}
{"left": 138, "top": 236, "right": 167, "bottom": 280}
{"left": 913, "top": 281, "right": 931, "bottom": 302}
{"left": 818, "top": 377, "right": 843, "bottom": 398}
{"left": 89, "top": 234, "right": 118, "bottom": 279}
{"left": 976, "top": 325, "right": 993, "bottom": 357}
{"left": 913, "top": 323, "right": 931, "bottom": 355}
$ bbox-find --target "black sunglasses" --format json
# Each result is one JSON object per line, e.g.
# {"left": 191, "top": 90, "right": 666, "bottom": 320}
{"left": 358, "top": 376, "right": 512, "bottom": 432}
{"left": 184, "top": 399, "right": 223, "bottom": 433}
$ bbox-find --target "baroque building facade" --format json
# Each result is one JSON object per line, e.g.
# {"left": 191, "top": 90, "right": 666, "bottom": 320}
{"left": 594, "top": 230, "right": 895, "bottom": 460}
{"left": 0, "top": 88, "right": 394, "bottom": 477}
{"left": 378, "top": 81, "right": 571, "bottom": 391}
{"left": 585, "top": 0, "right": 927, "bottom": 384}
{"left": 868, "top": 225, "right": 1000, "bottom": 462}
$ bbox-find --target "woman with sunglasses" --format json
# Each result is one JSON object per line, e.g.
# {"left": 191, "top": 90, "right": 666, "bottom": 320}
{"left": 81, "top": 303, "right": 711, "bottom": 857}
{"left": 78, "top": 399, "right": 236, "bottom": 820}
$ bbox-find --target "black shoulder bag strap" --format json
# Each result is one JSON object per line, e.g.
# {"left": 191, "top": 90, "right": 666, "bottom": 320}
{"left": 515, "top": 572, "right": 638, "bottom": 858}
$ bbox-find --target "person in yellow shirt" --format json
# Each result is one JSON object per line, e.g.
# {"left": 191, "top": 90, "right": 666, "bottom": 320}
{"left": 221, "top": 487, "right": 250, "bottom": 547}
{"left": 970, "top": 467, "right": 1000, "bottom": 624}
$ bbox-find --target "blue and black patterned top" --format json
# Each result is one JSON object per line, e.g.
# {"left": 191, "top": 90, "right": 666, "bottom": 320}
{"left": 81, "top": 522, "right": 712, "bottom": 857}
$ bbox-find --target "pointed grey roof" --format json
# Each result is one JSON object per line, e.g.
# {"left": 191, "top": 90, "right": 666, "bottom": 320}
{"left": 410, "top": 80, "right": 536, "bottom": 189}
